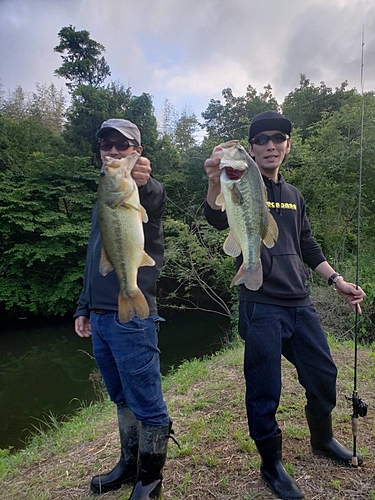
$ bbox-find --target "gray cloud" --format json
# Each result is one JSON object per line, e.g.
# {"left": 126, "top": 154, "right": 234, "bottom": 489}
{"left": 0, "top": 0, "right": 373, "bottom": 119}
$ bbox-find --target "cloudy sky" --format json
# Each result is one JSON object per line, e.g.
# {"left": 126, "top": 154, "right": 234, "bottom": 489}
{"left": 1, "top": 0, "right": 374, "bottom": 126}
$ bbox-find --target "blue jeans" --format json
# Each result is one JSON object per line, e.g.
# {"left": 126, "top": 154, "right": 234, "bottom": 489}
{"left": 239, "top": 302, "right": 337, "bottom": 441}
{"left": 90, "top": 312, "right": 169, "bottom": 426}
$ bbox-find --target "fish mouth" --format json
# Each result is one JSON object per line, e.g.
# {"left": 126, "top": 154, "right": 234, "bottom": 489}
{"left": 224, "top": 167, "right": 245, "bottom": 180}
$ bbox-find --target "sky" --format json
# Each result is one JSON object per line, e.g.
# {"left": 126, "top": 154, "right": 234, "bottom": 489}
{"left": 1, "top": 0, "right": 375, "bottom": 131}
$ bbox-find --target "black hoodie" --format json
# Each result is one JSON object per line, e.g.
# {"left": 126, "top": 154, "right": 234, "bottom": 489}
{"left": 74, "top": 177, "right": 166, "bottom": 319}
{"left": 204, "top": 173, "right": 326, "bottom": 307}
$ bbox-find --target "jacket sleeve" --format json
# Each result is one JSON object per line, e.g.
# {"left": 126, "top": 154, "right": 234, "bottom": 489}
{"left": 300, "top": 202, "right": 326, "bottom": 270}
{"left": 74, "top": 287, "right": 90, "bottom": 318}
{"left": 73, "top": 207, "right": 97, "bottom": 319}
{"left": 139, "top": 176, "right": 166, "bottom": 221}
{"left": 204, "top": 200, "right": 229, "bottom": 230}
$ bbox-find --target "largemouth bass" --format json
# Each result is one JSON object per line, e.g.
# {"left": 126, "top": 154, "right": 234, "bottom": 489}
{"left": 97, "top": 154, "right": 155, "bottom": 322}
{"left": 215, "top": 140, "right": 278, "bottom": 290}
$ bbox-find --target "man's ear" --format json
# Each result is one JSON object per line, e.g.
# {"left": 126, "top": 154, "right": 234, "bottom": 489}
{"left": 248, "top": 143, "right": 255, "bottom": 159}
{"left": 136, "top": 145, "right": 143, "bottom": 154}
{"left": 286, "top": 138, "right": 291, "bottom": 154}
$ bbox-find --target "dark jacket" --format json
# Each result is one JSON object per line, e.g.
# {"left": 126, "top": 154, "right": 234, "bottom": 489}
{"left": 74, "top": 176, "right": 166, "bottom": 318}
{"left": 204, "top": 173, "right": 326, "bottom": 307}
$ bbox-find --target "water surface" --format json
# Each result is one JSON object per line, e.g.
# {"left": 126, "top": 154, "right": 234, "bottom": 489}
{"left": 1, "top": 310, "right": 230, "bottom": 450}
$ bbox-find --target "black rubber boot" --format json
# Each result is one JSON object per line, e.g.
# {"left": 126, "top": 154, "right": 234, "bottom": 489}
{"left": 305, "top": 409, "right": 363, "bottom": 465}
{"left": 91, "top": 405, "right": 140, "bottom": 494}
{"left": 255, "top": 430, "right": 305, "bottom": 500}
{"left": 128, "top": 421, "right": 172, "bottom": 500}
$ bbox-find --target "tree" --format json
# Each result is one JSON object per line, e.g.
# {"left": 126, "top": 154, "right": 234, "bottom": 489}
{"left": 54, "top": 25, "right": 111, "bottom": 92}
{"left": 159, "top": 98, "right": 177, "bottom": 139}
{"left": 1, "top": 84, "right": 66, "bottom": 134}
{"left": 174, "top": 107, "right": 200, "bottom": 153}
{"left": 1, "top": 86, "right": 29, "bottom": 121}
{"left": 63, "top": 82, "right": 132, "bottom": 158}
{"left": 124, "top": 93, "right": 158, "bottom": 160}
{"left": 202, "top": 84, "right": 279, "bottom": 141}
{"left": 28, "top": 83, "right": 66, "bottom": 134}
{"left": 283, "top": 93, "right": 375, "bottom": 262}
{"left": 282, "top": 74, "right": 357, "bottom": 140}
{"left": 0, "top": 150, "right": 97, "bottom": 316}
{"left": 0, "top": 115, "right": 67, "bottom": 173}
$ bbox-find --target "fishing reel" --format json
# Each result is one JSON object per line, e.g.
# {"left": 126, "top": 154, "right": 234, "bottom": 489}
{"left": 346, "top": 393, "right": 368, "bottom": 418}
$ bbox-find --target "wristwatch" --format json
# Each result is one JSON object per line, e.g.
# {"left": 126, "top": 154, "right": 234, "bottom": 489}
{"left": 328, "top": 273, "right": 342, "bottom": 286}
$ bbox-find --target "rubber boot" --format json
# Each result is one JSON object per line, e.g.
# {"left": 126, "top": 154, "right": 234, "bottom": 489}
{"left": 305, "top": 409, "right": 363, "bottom": 465}
{"left": 128, "top": 421, "right": 172, "bottom": 500}
{"left": 255, "top": 430, "right": 305, "bottom": 500}
{"left": 91, "top": 405, "right": 140, "bottom": 494}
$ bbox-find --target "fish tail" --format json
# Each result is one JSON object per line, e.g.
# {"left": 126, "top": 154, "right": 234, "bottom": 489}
{"left": 118, "top": 290, "right": 150, "bottom": 323}
{"left": 231, "top": 261, "right": 263, "bottom": 291}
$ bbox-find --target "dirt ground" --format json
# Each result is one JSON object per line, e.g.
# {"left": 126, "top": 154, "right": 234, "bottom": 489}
{"left": 3, "top": 343, "right": 375, "bottom": 500}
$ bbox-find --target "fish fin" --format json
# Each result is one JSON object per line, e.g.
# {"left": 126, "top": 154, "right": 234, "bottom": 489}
{"left": 262, "top": 212, "right": 279, "bottom": 248}
{"left": 230, "top": 185, "right": 244, "bottom": 205}
{"left": 140, "top": 251, "right": 155, "bottom": 267}
{"left": 121, "top": 201, "right": 140, "bottom": 211}
{"left": 99, "top": 247, "right": 115, "bottom": 276}
{"left": 231, "top": 261, "right": 263, "bottom": 291}
{"left": 140, "top": 204, "right": 149, "bottom": 223}
{"left": 215, "top": 192, "right": 226, "bottom": 211}
{"left": 223, "top": 231, "right": 242, "bottom": 257}
{"left": 118, "top": 290, "right": 150, "bottom": 323}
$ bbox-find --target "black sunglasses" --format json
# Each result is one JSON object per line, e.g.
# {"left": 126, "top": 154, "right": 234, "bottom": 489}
{"left": 250, "top": 133, "right": 288, "bottom": 146}
{"left": 98, "top": 139, "right": 136, "bottom": 152}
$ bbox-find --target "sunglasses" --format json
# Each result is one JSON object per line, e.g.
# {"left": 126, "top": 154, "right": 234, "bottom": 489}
{"left": 99, "top": 139, "right": 135, "bottom": 152}
{"left": 250, "top": 133, "right": 288, "bottom": 146}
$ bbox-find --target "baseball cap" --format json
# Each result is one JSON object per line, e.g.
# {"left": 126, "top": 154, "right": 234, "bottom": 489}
{"left": 248, "top": 111, "right": 292, "bottom": 142}
{"left": 97, "top": 119, "right": 141, "bottom": 145}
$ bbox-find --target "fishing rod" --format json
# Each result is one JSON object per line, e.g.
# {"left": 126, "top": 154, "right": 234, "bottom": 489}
{"left": 345, "top": 25, "right": 368, "bottom": 467}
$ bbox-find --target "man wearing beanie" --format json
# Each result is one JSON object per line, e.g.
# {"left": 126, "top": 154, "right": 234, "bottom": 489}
{"left": 203, "top": 111, "right": 365, "bottom": 500}
{"left": 74, "top": 119, "right": 172, "bottom": 499}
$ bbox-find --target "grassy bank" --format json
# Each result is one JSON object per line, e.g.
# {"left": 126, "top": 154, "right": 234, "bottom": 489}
{"left": 1, "top": 337, "right": 374, "bottom": 500}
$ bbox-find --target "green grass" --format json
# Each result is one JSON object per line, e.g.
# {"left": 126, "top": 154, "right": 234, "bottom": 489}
{"left": 1, "top": 336, "right": 374, "bottom": 500}
{"left": 0, "top": 398, "right": 114, "bottom": 481}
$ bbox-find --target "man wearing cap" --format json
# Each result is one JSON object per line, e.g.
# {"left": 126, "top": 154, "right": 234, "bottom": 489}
{"left": 203, "top": 111, "right": 365, "bottom": 500}
{"left": 74, "top": 119, "right": 171, "bottom": 499}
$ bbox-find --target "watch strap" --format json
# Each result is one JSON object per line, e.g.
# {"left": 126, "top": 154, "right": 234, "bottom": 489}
{"left": 328, "top": 273, "right": 341, "bottom": 286}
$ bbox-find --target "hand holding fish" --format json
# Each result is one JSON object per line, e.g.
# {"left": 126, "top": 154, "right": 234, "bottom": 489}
{"left": 204, "top": 146, "right": 225, "bottom": 209}
{"left": 204, "top": 146, "right": 225, "bottom": 180}
{"left": 132, "top": 156, "right": 151, "bottom": 187}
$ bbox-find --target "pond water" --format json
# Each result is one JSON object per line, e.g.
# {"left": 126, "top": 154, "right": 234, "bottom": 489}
{"left": 1, "top": 310, "right": 231, "bottom": 451}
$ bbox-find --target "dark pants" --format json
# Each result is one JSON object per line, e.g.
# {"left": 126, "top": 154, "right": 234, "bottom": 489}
{"left": 90, "top": 312, "right": 169, "bottom": 426}
{"left": 239, "top": 302, "right": 337, "bottom": 441}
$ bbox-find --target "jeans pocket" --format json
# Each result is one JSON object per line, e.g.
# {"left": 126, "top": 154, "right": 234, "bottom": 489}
{"left": 124, "top": 352, "right": 162, "bottom": 403}
{"left": 150, "top": 315, "right": 166, "bottom": 334}
{"left": 113, "top": 314, "right": 146, "bottom": 332}
{"left": 239, "top": 301, "right": 255, "bottom": 340}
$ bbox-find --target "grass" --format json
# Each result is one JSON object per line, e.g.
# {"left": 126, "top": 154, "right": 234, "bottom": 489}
{"left": 1, "top": 336, "right": 374, "bottom": 499}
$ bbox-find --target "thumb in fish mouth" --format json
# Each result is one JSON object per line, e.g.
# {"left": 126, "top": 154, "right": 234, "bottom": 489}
{"left": 211, "top": 146, "right": 224, "bottom": 160}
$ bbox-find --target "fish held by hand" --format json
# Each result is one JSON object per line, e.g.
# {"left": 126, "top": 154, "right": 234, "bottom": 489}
{"left": 215, "top": 140, "right": 278, "bottom": 291}
{"left": 97, "top": 155, "right": 155, "bottom": 322}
